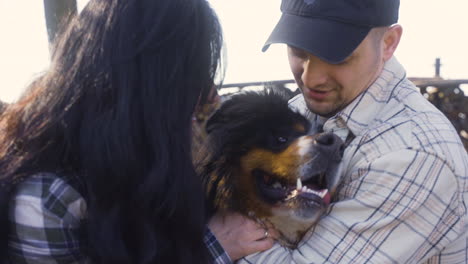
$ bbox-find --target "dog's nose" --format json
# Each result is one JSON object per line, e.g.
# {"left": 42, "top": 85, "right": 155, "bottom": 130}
{"left": 315, "top": 132, "right": 344, "bottom": 158}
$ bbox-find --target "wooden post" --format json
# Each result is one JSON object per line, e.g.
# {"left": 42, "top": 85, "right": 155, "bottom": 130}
{"left": 43, "top": 0, "right": 78, "bottom": 45}
{"left": 434, "top": 58, "right": 442, "bottom": 78}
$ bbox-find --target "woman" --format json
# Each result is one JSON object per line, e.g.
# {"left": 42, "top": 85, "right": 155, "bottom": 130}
{"left": 0, "top": 0, "right": 275, "bottom": 263}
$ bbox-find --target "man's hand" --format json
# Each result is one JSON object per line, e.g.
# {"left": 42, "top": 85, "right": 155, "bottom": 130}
{"left": 208, "top": 211, "right": 279, "bottom": 261}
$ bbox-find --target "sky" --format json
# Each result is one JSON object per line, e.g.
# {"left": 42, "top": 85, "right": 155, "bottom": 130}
{"left": 0, "top": 0, "right": 467, "bottom": 102}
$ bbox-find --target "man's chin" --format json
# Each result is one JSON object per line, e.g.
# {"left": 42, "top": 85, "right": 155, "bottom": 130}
{"left": 306, "top": 102, "right": 339, "bottom": 118}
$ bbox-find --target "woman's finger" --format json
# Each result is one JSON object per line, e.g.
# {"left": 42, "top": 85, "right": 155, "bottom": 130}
{"left": 248, "top": 226, "right": 268, "bottom": 241}
{"left": 245, "top": 237, "right": 276, "bottom": 254}
{"left": 264, "top": 226, "right": 281, "bottom": 240}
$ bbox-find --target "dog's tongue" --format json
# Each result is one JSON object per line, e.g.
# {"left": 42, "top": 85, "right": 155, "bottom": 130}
{"left": 308, "top": 187, "right": 331, "bottom": 205}
{"left": 321, "top": 190, "right": 331, "bottom": 205}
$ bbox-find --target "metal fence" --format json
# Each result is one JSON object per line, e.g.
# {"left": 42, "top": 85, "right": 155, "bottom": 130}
{"left": 219, "top": 78, "right": 468, "bottom": 150}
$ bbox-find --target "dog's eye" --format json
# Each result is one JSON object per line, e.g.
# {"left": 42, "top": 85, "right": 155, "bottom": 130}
{"left": 277, "top": 136, "right": 288, "bottom": 143}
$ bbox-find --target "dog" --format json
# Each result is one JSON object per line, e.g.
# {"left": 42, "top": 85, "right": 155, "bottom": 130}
{"left": 196, "top": 90, "right": 344, "bottom": 248}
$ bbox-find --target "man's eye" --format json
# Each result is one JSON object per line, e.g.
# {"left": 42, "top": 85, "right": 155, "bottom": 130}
{"left": 294, "top": 51, "right": 308, "bottom": 59}
{"left": 338, "top": 55, "right": 354, "bottom": 65}
{"left": 289, "top": 46, "right": 308, "bottom": 59}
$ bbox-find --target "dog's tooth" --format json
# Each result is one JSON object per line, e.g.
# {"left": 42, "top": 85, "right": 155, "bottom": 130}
{"left": 286, "top": 190, "right": 298, "bottom": 200}
{"left": 319, "top": 189, "right": 329, "bottom": 198}
{"left": 307, "top": 189, "right": 320, "bottom": 196}
{"left": 297, "top": 179, "right": 303, "bottom": 190}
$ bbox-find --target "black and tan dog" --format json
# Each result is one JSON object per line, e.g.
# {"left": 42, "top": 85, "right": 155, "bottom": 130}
{"left": 196, "top": 90, "right": 344, "bottom": 248}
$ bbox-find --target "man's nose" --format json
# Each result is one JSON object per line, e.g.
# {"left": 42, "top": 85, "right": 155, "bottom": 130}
{"left": 301, "top": 57, "right": 329, "bottom": 89}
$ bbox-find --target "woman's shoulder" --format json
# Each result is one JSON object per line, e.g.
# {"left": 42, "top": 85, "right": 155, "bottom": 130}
{"left": 10, "top": 172, "right": 87, "bottom": 224}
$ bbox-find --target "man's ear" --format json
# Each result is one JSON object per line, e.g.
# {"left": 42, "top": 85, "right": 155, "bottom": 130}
{"left": 382, "top": 24, "right": 403, "bottom": 61}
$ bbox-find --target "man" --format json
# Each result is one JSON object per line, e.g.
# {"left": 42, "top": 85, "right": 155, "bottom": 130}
{"left": 240, "top": 0, "right": 468, "bottom": 263}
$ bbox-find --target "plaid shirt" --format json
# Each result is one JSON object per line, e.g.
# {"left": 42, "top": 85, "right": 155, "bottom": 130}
{"left": 7, "top": 173, "right": 232, "bottom": 264}
{"left": 240, "top": 57, "right": 468, "bottom": 264}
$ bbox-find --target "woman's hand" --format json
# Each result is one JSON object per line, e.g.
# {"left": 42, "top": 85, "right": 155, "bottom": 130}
{"left": 208, "top": 211, "right": 278, "bottom": 261}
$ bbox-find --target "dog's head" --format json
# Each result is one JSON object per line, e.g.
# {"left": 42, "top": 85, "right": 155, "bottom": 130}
{"left": 200, "top": 90, "right": 343, "bottom": 246}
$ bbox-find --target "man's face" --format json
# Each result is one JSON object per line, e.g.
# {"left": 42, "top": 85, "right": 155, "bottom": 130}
{"left": 288, "top": 32, "right": 385, "bottom": 117}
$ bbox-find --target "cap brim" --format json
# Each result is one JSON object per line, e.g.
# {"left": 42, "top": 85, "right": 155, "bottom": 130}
{"left": 263, "top": 14, "right": 371, "bottom": 64}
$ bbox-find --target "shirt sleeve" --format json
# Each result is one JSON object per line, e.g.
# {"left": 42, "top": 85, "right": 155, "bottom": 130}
{"left": 8, "top": 174, "right": 90, "bottom": 264}
{"left": 205, "top": 228, "right": 233, "bottom": 264}
{"left": 239, "top": 149, "right": 465, "bottom": 264}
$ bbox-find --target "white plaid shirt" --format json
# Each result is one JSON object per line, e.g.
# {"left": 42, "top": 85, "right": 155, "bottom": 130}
{"left": 240, "top": 57, "right": 468, "bottom": 264}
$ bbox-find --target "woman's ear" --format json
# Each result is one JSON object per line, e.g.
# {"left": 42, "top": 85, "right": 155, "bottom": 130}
{"left": 382, "top": 24, "right": 403, "bottom": 61}
{"left": 205, "top": 110, "right": 224, "bottom": 134}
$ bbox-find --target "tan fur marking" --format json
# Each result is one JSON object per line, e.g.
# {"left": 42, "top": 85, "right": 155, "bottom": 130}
{"left": 240, "top": 143, "right": 307, "bottom": 181}
{"left": 293, "top": 123, "right": 306, "bottom": 134}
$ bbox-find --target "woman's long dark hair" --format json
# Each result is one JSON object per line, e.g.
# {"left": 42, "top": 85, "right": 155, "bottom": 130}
{"left": 0, "top": 0, "right": 223, "bottom": 263}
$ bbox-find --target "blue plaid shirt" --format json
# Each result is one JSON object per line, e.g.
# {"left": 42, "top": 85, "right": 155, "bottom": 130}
{"left": 7, "top": 173, "right": 232, "bottom": 264}
{"left": 240, "top": 57, "right": 468, "bottom": 263}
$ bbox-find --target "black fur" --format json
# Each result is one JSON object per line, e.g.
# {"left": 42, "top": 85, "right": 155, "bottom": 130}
{"left": 201, "top": 90, "right": 311, "bottom": 215}
{"left": 206, "top": 90, "right": 310, "bottom": 157}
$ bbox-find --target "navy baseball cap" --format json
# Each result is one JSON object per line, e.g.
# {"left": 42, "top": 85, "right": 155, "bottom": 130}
{"left": 263, "top": 0, "right": 400, "bottom": 64}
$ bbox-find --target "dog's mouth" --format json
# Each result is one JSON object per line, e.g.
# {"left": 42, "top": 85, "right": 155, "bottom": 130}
{"left": 253, "top": 169, "right": 331, "bottom": 207}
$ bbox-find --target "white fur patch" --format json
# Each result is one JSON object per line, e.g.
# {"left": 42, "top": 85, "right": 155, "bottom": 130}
{"left": 297, "top": 137, "right": 313, "bottom": 157}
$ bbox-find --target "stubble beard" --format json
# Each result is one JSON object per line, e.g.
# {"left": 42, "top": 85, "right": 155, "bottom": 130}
{"left": 303, "top": 84, "right": 345, "bottom": 118}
